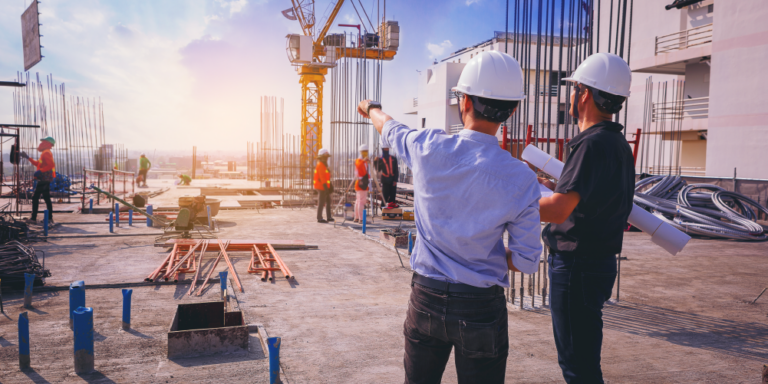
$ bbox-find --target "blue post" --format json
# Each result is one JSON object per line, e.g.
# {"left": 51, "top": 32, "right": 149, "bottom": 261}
{"left": 109, "top": 212, "right": 114, "bottom": 233}
{"left": 115, "top": 203, "right": 120, "bottom": 227}
{"left": 73, "top": 306, "right": 94, "bottom": 374}
{"left": 122, "top": 289, "right": 132, "bottom": 330}
{"left": 408, "top": 231, "right": 414, "bottom": 255}
{"left": 24, "top": 273, "right": 34, "bottom": 308}
{"left": 89, "top": 198, "right": 93, "bottom": 214}
{"left": 69, "top": 281, "right": 85, "bottom": 329}
{"left": 43, "top": 210, "right": 49, "bottom": 237}
{"left": 128, "top": 210, "right": 133, "bottom": 226}
{"left": 146, "top": 205, "right": 153, "bottom": 227}
{"left": 362, "top": 209, "right": 367, "bottom": 234}
{"left": 207, "top": 205, "right": 212, "bottom": 229}
{"left": 219, "top": 271, "right": 228, "bottom": 301}
{"left": 19, "top": 312, "right": 30, "bottom": 369}
{"left": 267, "top": 337, "right": 282, "bottom": 384}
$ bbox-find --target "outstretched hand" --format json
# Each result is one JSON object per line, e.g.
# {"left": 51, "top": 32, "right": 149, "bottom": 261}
{"left": 357, "top": 100, "right": 372, "bottom": 119}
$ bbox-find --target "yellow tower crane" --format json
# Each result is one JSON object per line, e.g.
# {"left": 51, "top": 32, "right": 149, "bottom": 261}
{"left": 284, "top": 0, "right": 398, "bottom": 169}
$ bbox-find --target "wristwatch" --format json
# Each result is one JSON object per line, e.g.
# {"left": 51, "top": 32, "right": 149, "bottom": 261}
{"left": 366, "top": 101, "right": 382, "bottom": 116}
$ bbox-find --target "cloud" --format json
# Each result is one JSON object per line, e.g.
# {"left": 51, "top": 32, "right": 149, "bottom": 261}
{"left": 216, "top": 0, "right": 248, "bottom": 16}
{"left": 466, "top": 0, "right": 481, "bottom": 4}
{"left": 426, "top": 40, "right": 453, "bottom": 58}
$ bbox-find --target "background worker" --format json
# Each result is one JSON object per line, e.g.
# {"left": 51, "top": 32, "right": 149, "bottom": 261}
{"left": 357, "top": 51, "right": 542, "bottom": 383}
{"left": 374, "top": 145, "right": 399, "bottom": 208}
{"left": 314, "top": 148, "right": 334, "bottom": 223}
{"left": 137, "top": 153, "right": 151, "bottom": 187}
{"left": 353, "top": 144, "right": 370, "bottom": 223}
{"left": 537, "top": 52, "right": 635, "bottom": 384}
{"left": 20, "top": 137, "right": 57, "bottom": 224}
{"left": 178, "top": 174, "right": 192, "bottom": 186}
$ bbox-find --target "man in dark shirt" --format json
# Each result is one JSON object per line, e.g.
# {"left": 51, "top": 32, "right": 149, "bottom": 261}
{"left": 538, "top": 53, "right": 635, "bottom": 384}
{"left": 374, "top": 145, "right": 399, "bottom": 208}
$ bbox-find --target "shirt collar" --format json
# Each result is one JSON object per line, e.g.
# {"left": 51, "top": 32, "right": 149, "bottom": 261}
{"left": 568, "top": 120, "right": 624, "bottom": 148}
{"left": 458, "top": 129, "right": 499, "bottom": 146}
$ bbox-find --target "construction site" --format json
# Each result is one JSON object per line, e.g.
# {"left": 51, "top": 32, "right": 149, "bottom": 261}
{"left": 1, "top": 0, "right": 767, "bottom": 383}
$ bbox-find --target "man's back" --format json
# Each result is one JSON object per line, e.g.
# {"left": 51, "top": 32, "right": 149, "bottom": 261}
{"left": 382, "top": 121, "right": 543, "bottom": 287}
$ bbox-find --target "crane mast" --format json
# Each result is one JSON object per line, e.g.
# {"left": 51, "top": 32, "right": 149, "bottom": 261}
{"left": 285, "top": 0, "right": 398, "bottom": 174}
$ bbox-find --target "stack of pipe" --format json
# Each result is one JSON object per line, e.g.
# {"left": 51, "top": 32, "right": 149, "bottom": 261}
{"left": 0, "top": 241, "right": 50, "bottom": 289}
{"left": 634, "top": 175, "right": 768, "bottom": 241}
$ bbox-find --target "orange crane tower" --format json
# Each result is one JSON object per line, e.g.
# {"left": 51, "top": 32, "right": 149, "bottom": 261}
{"left": 284, "top": 0, "right": 398, "bottom": 171}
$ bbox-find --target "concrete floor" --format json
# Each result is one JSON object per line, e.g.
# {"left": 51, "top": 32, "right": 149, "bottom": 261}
{"left": 1, "top": 182, "right": 767, "bottom": 383}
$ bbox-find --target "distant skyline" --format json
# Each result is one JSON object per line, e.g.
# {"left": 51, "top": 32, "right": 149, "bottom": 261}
{"left": 1, "top": 0, "right": 553, "bottom": 152}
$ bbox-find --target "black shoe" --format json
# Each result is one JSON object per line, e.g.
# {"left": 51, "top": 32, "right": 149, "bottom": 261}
{"left": 327, "top": 218, "right": 335, "bottom": 222}
{"left": 317, "top": 219, "right": 328, "bottom": 223}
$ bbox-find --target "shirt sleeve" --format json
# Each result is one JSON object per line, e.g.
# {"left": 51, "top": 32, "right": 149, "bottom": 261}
{"left": 506, "top": 194, "right": 543, "bottom": 275}
{"left": 554, "top": 141, "right": 605, "bottom": 203}
{"left": 380, "top": 120, "right": 417, "bottom": 169}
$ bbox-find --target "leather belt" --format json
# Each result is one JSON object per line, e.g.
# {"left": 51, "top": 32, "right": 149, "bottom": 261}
{"left": 411, "top": 273, "right": 503, "bottom": 295}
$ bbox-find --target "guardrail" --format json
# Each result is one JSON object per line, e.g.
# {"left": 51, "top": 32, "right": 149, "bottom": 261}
{"left": 655, "top": 23, "right": 713, "bottom": 55}
{"left": 81, "top": 169, "right": 135, "bottom": 211}
{"left": 652, "top": 96, "right": 709, "bottom": 121}
{"left": 648, "top": 166, "right": 706, "bottom": 176}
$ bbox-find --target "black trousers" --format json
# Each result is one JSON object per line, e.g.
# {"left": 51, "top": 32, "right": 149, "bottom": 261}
{"left": 316, "top": 189, "right": 332, "bottom": 221}
{"left": 549, "top": 253, "right": 617, "bottom": 384}
{"left": 31, "top": 180, "right": 53, "bottom": 221}
{"left": 381, "top": 179, "right": 397, "bottom": 204}
{"left": 403, "top": 279, "right": 508, "bottom": 384}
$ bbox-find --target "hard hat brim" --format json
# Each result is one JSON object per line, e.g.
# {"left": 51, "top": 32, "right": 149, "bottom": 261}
{"left": 450, "top": 87, "right": 526, "bottom": 101}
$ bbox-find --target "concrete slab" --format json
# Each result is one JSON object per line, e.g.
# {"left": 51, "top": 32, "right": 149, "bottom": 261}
{"left": 0, "top": 207, "right": 765, "bottom": 383}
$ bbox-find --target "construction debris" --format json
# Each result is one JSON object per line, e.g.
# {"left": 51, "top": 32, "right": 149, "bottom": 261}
{"left": 0, "top": 241, "right": 50, "bottom": 289}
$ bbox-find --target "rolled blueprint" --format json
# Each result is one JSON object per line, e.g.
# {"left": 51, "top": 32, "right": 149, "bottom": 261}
{"left": 522, "top": 144, "right": 691, "bottom": 256}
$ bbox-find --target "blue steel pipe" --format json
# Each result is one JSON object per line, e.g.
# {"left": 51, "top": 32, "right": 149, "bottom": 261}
{"left": 122, "top": 289, "right": 132, "bottom": 330}
{"left": 268, "top": 337, "right": 282, "bottom": 384}
{"left": 128, "top": 210, "right": 133, "bottom": 226}
{"left": 362, "top": 209, "right": 367, "bottom": 234}
{"left": 146, "top": 205, "right": 153, "bottom": 227}
{"left": 89, "top": 198, "right": 93, "bottom": 214}
{"left": 73, "top": 307, "right": 94, "bottom": 374}
{"left": 43, "top": 210, "right": 48, "bottom": 237}
{"left": 23, "top": 273, "right": 34, "bottom": 308}
{"left": 109, "top": 212, "right": 114, "bottom": 233}
{"left": 19, "top": 312, "right": 30, "bottom": 369}
{"left": 115, "top": 203, "right": 120, "bottom": 227}
{"left": 69, "top": 281, "right": 85, "bottom": 328}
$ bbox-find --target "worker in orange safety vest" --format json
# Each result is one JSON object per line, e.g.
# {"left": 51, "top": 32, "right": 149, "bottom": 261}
{"left": 353, "top": 144, "right": 370, "bottom": 223}
{"left": 20, "top": 136, "right": 57, "bottom": 224}
{"left": 314, "top": 148, "right": 333, "bottom": 223}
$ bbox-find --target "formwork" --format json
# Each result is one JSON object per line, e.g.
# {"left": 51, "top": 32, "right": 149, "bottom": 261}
{"left": 167, "top": 301, "right": 248, "bottom": 359}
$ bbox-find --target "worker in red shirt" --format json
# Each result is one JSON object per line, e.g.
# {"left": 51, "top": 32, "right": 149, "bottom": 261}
{"left": 21, "top": 137, "right": 56, "bottom": 224}
{"left": 313, "top": 148, "right": 334, "bottom": 223}
{"left": 354, "top": 144, "right": 370, "bottom": 223}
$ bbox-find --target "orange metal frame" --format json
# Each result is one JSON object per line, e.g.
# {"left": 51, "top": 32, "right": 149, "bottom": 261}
{"left": 146, "top": 239, "right": 294, "bottom": 295}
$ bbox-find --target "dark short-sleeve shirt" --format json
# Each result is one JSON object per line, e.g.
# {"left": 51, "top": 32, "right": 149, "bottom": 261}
{"left": 542, "top": 121, "right": 635, "bottom": 258}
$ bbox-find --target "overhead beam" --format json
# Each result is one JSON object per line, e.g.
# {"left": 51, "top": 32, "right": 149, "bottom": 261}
{"left": 0, "top": 81, "right": 26, "bottom": 87}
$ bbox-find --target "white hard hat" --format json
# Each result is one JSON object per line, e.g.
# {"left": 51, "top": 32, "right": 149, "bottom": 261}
{"left": 563, "top": 53, "right": 632, "bottom": 97}
{"left": 318, "top": 148, "right": 330, "bottom": 156}
{"left": 140, "top": 153, "right": 145, "bottom": 156}
{"left": 359, "top": 144, "right": 369, "bottom": 152}
{"left": 451, "top": 51, "right": 525, "bottom": 101}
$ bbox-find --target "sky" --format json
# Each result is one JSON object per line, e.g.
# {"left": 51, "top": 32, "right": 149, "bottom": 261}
{"left": 0, "top": 0, "right": 534, "bottom": 152}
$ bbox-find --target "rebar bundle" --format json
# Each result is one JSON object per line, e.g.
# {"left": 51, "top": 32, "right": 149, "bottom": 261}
{"left": 328, "top": 33, "right": 385, "bottom": 189}
{"left": 0, "top": 241, "right": 50, "bottom": 289}
{"left": 9, "top": 72, "right": 128, "bottom": 213}
{"left": 634, "top": 175, "right": 768, "bottom": 241}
